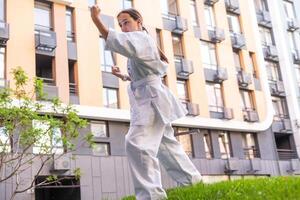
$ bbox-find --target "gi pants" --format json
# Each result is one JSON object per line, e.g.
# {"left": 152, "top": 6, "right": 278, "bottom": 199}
{"left": 125, "top": 111, "right": 202, "bottom": 200}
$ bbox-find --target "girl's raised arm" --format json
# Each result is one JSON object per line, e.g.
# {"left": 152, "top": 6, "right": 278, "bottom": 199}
{"left": 90, "top": 5, "right": 108, "bottom": 39}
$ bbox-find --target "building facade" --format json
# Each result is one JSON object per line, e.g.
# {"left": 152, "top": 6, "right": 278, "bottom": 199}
{"left": 0, "top": 0, "right": 300, "bottom": 199}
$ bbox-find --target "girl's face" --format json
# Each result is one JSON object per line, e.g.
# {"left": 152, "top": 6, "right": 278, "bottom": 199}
{"left": 117, "top": 13, "right": 142, "bottom": 32}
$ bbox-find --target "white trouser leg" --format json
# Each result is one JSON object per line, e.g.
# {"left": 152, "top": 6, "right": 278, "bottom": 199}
{"left": 125, "top": 118, "right": 167, "bottom": 200}
{"left": 157, "top": 124, "right": 202, "bottom": 186}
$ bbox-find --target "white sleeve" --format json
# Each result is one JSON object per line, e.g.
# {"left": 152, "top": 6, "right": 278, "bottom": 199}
{"left": 105, "top": 28, "right": 154, "bottom": 59}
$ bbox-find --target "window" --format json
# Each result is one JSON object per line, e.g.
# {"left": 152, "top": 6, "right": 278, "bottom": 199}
{"left": 272, "top": 97, "right": 289, "bottom": 120}
{"left": 288, "top": 32, "right": 297, "bottom": 54}
{"left": 68, "top": 60, "right": 77, "bottom": 95}
{"left": 90, "top": 121, "right": 108, "bottom": 138}
{"left": 123, "top": 0, "right": 133, "bottom": 9}
{"left": 240, "top": 90, "right": 254, "bottom": 111}
{"left": 176, "top": 79, "right": 189, "bottom": 108}
{"left": 0, "top": 0, "right": 5, "bottom": 22}
{"left": 172, "top": 34, "right": 184, "bottom": 58}
{"left": 206, "top": 83, "right": 224, "bottom": 113}
{"left": 283, "top": 0, "right": 296, "bottom": 20}
{"left": 204, "top": 5, "right": 215, "bottom": 30}
{"left": 36, "top": 54, "right": 54, "bottom": 85}
{"left": 266, "top": 61, "right": 281, "bottom": 81}
{"left": 0, "top": 127, "right": 10, "bottom": 153}
{"left": 218, "top": 132, "right": 232, "bottom": 159}
{"left": 32, "top": 120, "right": 63, "bottom": 154}
{"left": 248, "top": 52, "right": 258, "bottom": 78}
{"left": 66, "top": 7, "right": 75, "bottom": 42}
{"left": 201, "top": 41, "right": 217, "bottom": 70}
{"left": 161, "top": 0, "right": 178, "bottom": 18}
{"left": 259, "top": 26, "right": 274, "bottom": 46}
{"left": 103, "top": 87, "right": 119, "bottom": 108}
{"left": 0, "top": 47, "right": 5, "bottom": 86}
{"left": 203, "top": 131, "right": 213, "bottom": 159}
{"left": 227, "top": 13, "right": 241, "bottom": 34}
{"left": 34, "top": 1, "right": 52, "bottom": 31}
{"left": 100, "top": 38, "right": 115, "bottom": 72}
{"left": 88, "top": 0, "right": 96, "bottom": 7}
{"left": 189, "top": 0, "right": 198, "bottom": 27}
{"left": 242, "top": 133, "right": 260, "bottom": 159}
{"left": 175, "top": 127, "right": 193, "bottom": 157}
{"left": 92, "top": 142, "right": 110, "bottom": 156}
{"left": 233, "top": 50, "right": 242, "bottom": 71}
{"left": 254, "top": 0, "right": 268, "bottom": 11}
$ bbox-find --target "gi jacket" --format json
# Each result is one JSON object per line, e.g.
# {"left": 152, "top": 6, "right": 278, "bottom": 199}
{"left": 105, "top": 29, "right": 187, "bottom": 125}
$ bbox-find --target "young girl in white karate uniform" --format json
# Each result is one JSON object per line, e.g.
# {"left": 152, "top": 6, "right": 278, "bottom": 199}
{"left": 91, "top": 5, "right": 202, "bottom": 200}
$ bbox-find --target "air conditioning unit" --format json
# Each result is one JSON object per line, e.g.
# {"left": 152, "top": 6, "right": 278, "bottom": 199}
{"left": 244, "top": 110, "right": 259, "bottom": 122}
{"left": 47, "top": 0, "right": 74, "bottom": 5}
{"left": 288, "top": 159, "right": 300, "bottom": 173}
{"left": 214, "top": 68, "right": 228, "bottom": 82}
{"left": 204, "top": 0, "right": 219, "bottom": 6}
{"left": 187, "top": 102, "right": 200, "bottom": 116}
{"left": 293, "top": 51, "right": 300, "bottom": 64}
{"left": 276, "top": 81, "right": 285, "bottom": 95}
{"left": 223, "top": 107, "right": 234, "bottom": 120}
{"left": 237, "top": 71, "right": 252, "bottom": 87}
{"left": 177, "top": 59, "right": 194, "bottom": 77}
{"left": 53, "top": 154, "right": 71, "bottom": 171}
{"left": 173, "top": 16, "right": 188, "bottom": 34}
{"left": 248, "top": 158, "right": 261, "bottom": 173}
{"left": 225, "top": 158, "right": 239, "bottom": 173}
{"left": 225, "top": 0, "right": 239, "bottom": 14}
{"left": 287, "top": 19, "right": 300, "bottom": 31}
{"left": 281, "top": 119, "right": 292, "bottom": 132}
{"left": 264, "top": 45, "right": 278, "bottom": 61}
{"left": 208, "top": 27, "right": 225, "bottom": 43}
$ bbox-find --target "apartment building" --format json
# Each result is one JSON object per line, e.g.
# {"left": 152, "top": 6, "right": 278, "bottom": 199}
{"left": 0, "top": 0, "right": 300, "bottom": 199}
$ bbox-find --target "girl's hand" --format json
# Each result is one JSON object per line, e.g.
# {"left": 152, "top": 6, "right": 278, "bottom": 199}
{"left": 91, "top": 5, "right": 101, "bottom": 22}
{"left": 112, "top": 66, "right": 122, "bottom": 77}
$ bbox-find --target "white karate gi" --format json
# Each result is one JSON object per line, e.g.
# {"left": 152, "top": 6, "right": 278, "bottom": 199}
{"left": 105, "top": 29, "right": 202, "bottom": 200}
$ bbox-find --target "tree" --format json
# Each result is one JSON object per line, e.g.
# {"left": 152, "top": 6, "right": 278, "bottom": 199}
{"left": 0, "top": 67, "right": 93, "bottom": 200}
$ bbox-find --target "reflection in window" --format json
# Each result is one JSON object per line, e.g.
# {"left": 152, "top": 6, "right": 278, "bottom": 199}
{"left": 92, "top": 142, "right": 110, "bottom": 156}
{"left": 218, "top": 132, "right": 231, "bottom": 159}
{"left": 176, "top": 79, "right": 189, "bottom": 108}
{"left": 0, "top": 127, "right": 10, "bottom": 153}
{"left": 272, "top": 97, "right": 289, "bottom": 120}
{"left": 175, "top": 127, "right": 193, "bottom": 157}
{"left": 189, "top": 0, "right": 198, "bottom": 27}
{"left": 206, "top": 83, "right": 224, "bottom": 113}
{"left": 103, "top": 87, "right": 118, "bottom": 108}
{"left": 34, "top": 1, "right": 52, "bottom": 31}
{"left": 66, "top": 8, "right": 75, "bottom": 42}
{"left": 204, "top": 5, "right": 215, "bottom": 30}
{"left": 203, "top": 131, "right": 213, "bottom": 159}
{"left": 201, "top": 41, "right": 217, "bottom": 70}
{"left": 227, "top": 13, "right": 241, "bottom": 34}
{"left": 32, "top": 120, "right": 63, "bottom": 154}
{"left": 123, "top": 0, "right": 133, "bottom": 9}
{"left": 242, "top": 133, "right": 260, "bottom": 159}
{"left": 91, "top": 121, "right": 108, "bottom": 137}
{"left": 100, "top": 38, "right": 115, "bottom": 72}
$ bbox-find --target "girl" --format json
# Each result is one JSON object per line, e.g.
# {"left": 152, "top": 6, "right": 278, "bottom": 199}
{"left": 91, "top": 5, "right": 202, "bottom": 200}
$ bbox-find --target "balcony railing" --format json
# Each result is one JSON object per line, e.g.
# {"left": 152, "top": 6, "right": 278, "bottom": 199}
{"left": 69, "top": 83, "right": 77, "bottom": 95}
{"left": 243, "top": 147, "right": 260, "bottom": 159}
{"left": 277, "top": 149, "right": 298, "bottom": 160}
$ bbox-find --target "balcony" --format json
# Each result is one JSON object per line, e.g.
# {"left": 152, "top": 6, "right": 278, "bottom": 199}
{"left": 244, "top": 148, "right": 260, "bottom": 160}
{"left": 0, "top": 21, "right": 9, "bottom": 47}
{"left": 293, "top": 50, "right": 300, "bottom": 64}
{"left": 243, "top": 109, "right": 259, "bottom": 122}
{"left": 35, "top": 28, "right": 57, "bottom": 56}
{"left": 237, "top": 70, "right": 252, "bottom": 88}
{"left": 208, "top": 26, "right": 225, "bottom": 43}
{"left": 224, "top": 158, "right": 239, "bottom": 174}
{"left": 37, "top": 77, "right": 59, "bottom": 100}
{"left": 248, "top": 158, "right": 262, "bottom": 173}
{"left": 186, "top": 102, "right": 200, "bottom": 116}
{"left": 223, "top": 107, "right": 234, "bottom": 120}
{"left": 256, "top": 10, "right": 272, "bottom": 28}
{"left": 204, "top": 0, "right": 219, "bottom": 6}
{"left": 214, "top": 67, "right": 228, "bottom": 83}
{"left": 175, "top": 58, "right": 194, "bottom": 79}
{"left": 230, "top": 32, "right": 246, "bottom": 49}
{"left": 47, "top": 0, "right": 74, "bottom": 5}
{"left": 224, "top": 0, "right": 240, "bottom": 14}
{"left": 67, "top": 32, "right": 77, "bottom": 61}
{"left": 277, "top": 149, "right": 298, "bottom": 160}
{"left": 162, "top": 14, "right": 188, "bottom": 34}
{"left": 287, "top": 18, "right": 300, "bottom": 32}
{"left": 209, "top": 106, "right": 233, "bottom": 120}
{"left": 269, "top": 80, "right": 285, "bottom": 96}
{"left": 263, "top": 45, "right": 278, "bottom": 61}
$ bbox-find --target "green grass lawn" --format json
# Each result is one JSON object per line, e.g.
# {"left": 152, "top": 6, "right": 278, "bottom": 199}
{"left": 122, "top": 176, "right": 300, "bottom": 200}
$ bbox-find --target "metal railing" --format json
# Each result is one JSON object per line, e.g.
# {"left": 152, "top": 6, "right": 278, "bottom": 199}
{"left": 69, "top": 83, "right": 77, "bottom": 95}
{"left": 243, "top": 147, "right": 260, "bottom": 159}
{"left": 277, "top": 149, "right": 298, "bottom": 160}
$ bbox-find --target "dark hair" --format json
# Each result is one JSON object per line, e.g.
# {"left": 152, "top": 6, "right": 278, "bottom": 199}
{"left": 117, "top": 8, "right": 169, "bottom": 63}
